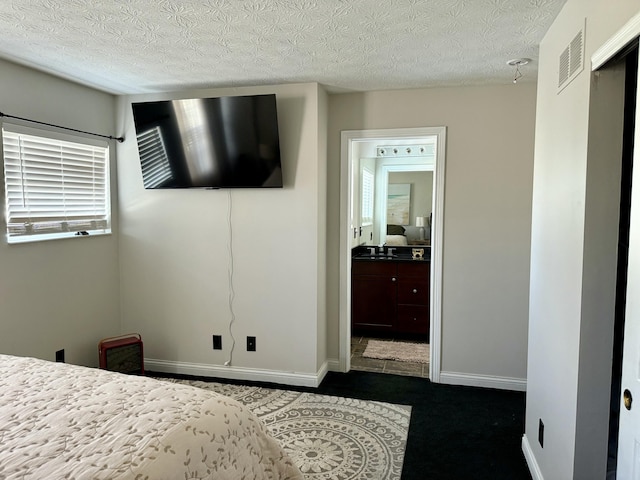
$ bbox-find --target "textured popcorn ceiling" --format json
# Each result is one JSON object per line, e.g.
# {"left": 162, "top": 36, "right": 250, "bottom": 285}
{"left": 0, "top": 0, "right": 566, "bottom": 94}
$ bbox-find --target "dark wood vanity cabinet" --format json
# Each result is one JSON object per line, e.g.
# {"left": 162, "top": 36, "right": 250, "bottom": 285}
{"left": 351, "top": 260, "right": 430, "bottom": 335}
{"left": 395, "top": 263, "right": 430, "bottom": 335}
{"left": 351, "top": 262, "right": 397, "bottom": 331}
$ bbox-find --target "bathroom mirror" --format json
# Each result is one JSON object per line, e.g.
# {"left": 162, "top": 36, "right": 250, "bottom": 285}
{"left": 375, "top": 163, "right": 433, "bottom": 246}
{"left": 351, "top": 146, "right": 435, "bottom": 248}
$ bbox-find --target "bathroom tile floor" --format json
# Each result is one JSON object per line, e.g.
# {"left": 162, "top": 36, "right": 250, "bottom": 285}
{"left": 350, "top": 336, "right": 430, "bottom": 379}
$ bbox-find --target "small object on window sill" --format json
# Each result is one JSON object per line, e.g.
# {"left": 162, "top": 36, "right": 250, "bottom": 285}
{"left": 75, "top": 231, "right": 89, "bottom": 236}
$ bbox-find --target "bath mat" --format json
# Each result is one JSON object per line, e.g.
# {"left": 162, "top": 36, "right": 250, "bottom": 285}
{"left": 363, "top": 339, "right": 430, "bottom": 364}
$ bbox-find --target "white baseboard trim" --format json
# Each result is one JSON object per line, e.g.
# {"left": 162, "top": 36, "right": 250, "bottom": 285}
{"left": 145, "top": 358, "right": 329, "bottom": 388}
{"left": 522, "top": 434, "right": 543, "bottom": 480}
{"left": 316, "top": 360, "right": 329, "bottom": 385}
{"left": 326, "top": 357, "right": 341, "bottom": 372}
{"left": 439, "top": 371, "right": 527, "bottom": 391}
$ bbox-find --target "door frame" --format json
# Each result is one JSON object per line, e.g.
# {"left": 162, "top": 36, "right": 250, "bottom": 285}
{"left": 591, "top": 11, "right": 640, "bottom": 478}
{"left": 339, "top": 127, "right": 446, "bottom": 381}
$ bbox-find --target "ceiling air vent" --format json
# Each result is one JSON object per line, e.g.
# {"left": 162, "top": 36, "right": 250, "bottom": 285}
{"left": 558, "top": 25, "right": 585, "bottom": 93}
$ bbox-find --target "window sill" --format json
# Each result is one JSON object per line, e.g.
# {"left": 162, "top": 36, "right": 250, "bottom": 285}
{"left": 7, "top": 230, "right": 112, "bottom": 245}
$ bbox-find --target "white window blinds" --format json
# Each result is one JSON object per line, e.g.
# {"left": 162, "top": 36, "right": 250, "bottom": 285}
{"left": 2, "top": 125, "right": 111, "bottom": 243}
{"left": 361, "top": 168, "right": 374, "bottom": 226}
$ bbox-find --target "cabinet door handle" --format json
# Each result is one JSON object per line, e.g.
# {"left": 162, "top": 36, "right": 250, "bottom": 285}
{"left": 413, "top": 289, "right": 418, "bottom": 294}
{"left": 391, "top": 277, "right": 397, "bottom": 282}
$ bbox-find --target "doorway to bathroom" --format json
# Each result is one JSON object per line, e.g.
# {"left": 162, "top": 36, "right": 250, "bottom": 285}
{"left": 339, "top": 127, "right": 446, "bottom": 381}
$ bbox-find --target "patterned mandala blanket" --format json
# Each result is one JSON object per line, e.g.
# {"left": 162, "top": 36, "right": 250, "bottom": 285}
{"left": 0, "top": 355, "right": 303, "bottom": 480}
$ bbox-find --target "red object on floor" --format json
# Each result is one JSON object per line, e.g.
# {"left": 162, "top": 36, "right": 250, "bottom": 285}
{"left": 98, "top": 333, "right": 144, "bottom": 375}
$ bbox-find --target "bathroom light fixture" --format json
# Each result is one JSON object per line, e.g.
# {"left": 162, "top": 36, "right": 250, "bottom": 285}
{"left": 507, "top": 58, "right": 531, "bottom": 84}
{"left": 377, "top": 145, "right": 430, "bottom": 157}
{"left": 416, "top": 216, "right": 427, "bottom": 240}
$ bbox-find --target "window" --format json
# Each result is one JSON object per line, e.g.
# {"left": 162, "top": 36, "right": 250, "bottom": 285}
{"left": 361, "top": 167, "right": 374, "bottom": 226}
{"left": 2, "top": 124, "right": 111, "bottom": 243}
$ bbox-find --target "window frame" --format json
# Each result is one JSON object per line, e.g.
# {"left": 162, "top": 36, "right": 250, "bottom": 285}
{"left": 360, "top": 166, "right": 375, "bottom": 227}
{"left": 1, "top": 122, "right": 112, "bottom": 244}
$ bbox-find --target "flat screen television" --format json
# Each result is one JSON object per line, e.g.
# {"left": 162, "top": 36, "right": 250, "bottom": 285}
{"left": 131, "top": 94, "right": 283, "bottom": 189}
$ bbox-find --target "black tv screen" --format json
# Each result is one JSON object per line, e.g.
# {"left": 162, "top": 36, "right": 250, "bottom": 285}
{"left": 131, "top": 94, "right": 283, "bottom": 189}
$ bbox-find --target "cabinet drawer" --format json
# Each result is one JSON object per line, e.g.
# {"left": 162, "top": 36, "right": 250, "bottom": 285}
{"left": 397, "top": 261, "right": 429, "bottom": 278}
{"left": 352, "top": 260, "right": 397, "bottom": 276}
{"left": 397, "top": 279, "right": 429, "bottom": 305}
{"left": 396, "top": 305, "right": 429, "bottom": 335}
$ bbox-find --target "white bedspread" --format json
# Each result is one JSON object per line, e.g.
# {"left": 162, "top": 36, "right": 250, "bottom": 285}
{"left": 0, "top": 354, "right": 303, "bottom": 480}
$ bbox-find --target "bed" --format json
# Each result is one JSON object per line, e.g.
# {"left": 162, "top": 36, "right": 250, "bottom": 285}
{"left": 386, "top": 224, "right": 409, "bottom": 245}
{"left": 0, "top": 354, "right": 303, "bottom": 480}
{"left": 386, "top": 223, "right": 430, "bottom": 246}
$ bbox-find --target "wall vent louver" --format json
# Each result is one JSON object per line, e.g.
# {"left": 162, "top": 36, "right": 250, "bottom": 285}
{"left": 569, "top": 31, "right": 584, "bottom": 76}
{"left": 559, "top": 48, "right": 570, "bottom": 86}
{"left": 558, "top": 24, "right": 585, "bottom": 93}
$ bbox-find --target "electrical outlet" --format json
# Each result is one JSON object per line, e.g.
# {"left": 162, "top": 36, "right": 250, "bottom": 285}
{"left": 212, "top": 335, "right": 222, "bottom": 350}
{"left": 538, "top": 419, "right": 544, "bottom": 448}
{"left": 55, "top": 349, "right": 65, "bottom": 363}
{"left": 247, "top": 336, "right": 256, "bottom": 352}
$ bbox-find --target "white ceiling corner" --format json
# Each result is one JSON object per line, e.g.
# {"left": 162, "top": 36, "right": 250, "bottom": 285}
{"left": 0, "top": 0, "right": 567, "bottom": 95}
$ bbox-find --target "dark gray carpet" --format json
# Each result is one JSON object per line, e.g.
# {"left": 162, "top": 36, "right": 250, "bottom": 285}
{"left": 152, "top": 370, "right": 532, "bottom": 480}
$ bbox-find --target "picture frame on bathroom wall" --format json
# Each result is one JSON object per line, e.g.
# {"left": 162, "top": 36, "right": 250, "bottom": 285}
{"left": 387, "top": 183, "right": 411, "bottom": 225}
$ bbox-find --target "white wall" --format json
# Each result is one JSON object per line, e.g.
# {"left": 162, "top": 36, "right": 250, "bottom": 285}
{"left": 327, "top": 84, "right": 537, "bottom": 383}
{"left": 316, "top": 85, "right": 329, "bottom": 372}
{"left": 524, "top": 2, "right": 640, "bottom": 479}
{"left": 0, "top": 59, "right": 120, "bottom": 366}
{"left": 116, "top": 83, "right": 327, "bottom": 384}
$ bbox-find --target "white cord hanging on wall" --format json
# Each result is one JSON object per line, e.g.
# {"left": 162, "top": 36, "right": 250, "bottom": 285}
{"left": 507, "top": 58, "right": 531, "bottom": 84}
{"left": 224, "top": 189, "right": 236, "bottom": 366}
